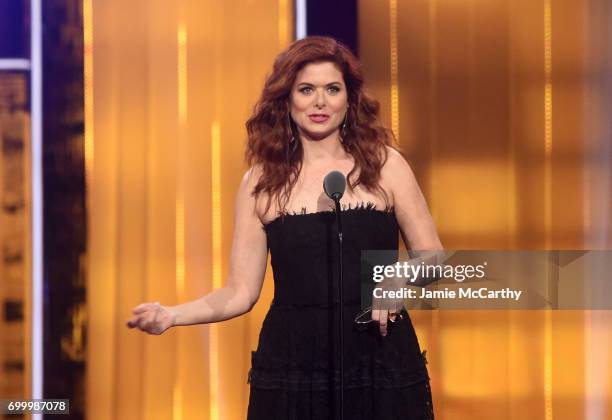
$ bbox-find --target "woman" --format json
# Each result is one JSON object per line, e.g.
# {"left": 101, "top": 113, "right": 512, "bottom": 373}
{"left": 127, "top": 36, "right": 442, "bottom": 419}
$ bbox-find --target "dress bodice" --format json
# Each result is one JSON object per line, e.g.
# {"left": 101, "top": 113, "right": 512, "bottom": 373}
{"left": 263, "top": 202, "right": 398, "bottom": 308}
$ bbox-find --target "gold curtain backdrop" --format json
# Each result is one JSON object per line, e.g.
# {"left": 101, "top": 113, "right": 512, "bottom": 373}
{"left": 85, "top": 1, "right": 611, "bottom": 420}
{"left": 86, "top": 1, "right": 292, "bottom": 419}
{"left": 359, "top": 1, "right": 611, "bottom": 419}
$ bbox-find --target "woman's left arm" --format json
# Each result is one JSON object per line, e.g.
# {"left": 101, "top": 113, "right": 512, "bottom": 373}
{"left": 371, "top": 147, "right": 443, "bottom": 336}
{"left": 382, "top": 147, "right": 442, "bottom": 251}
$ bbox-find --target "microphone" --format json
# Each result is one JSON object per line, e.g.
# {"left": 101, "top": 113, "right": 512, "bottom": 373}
{"left": 323, "top": 170, "right": 346, "bottom": 236}
{"left": 323, "top": 170, "right": 346, "bottom": 201}
{"left": 323, "top": 170, "right": 346, "bottom": 420}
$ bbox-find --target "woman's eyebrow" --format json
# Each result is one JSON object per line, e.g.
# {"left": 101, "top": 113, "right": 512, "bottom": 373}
{"left": 296, "top": 81, "right": 343, "bottom": 87}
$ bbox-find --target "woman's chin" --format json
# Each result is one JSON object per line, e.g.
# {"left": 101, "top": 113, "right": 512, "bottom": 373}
{"left": 300, "top": 127, "right": 338, "bottom": 142}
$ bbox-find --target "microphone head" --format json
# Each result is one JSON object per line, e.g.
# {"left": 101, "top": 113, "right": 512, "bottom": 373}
{"left": 323, "top": 170, "right": 346, "bottom": 200}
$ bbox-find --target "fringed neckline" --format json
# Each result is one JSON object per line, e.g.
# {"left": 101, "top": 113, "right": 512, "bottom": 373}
{"left": 262, "top": 201, "right": 394, "bottom": 228}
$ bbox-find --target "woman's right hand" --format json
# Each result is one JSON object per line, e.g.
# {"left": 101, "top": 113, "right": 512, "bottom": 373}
{"left": 126, "top": 302, "right": 176, "bottom": 335}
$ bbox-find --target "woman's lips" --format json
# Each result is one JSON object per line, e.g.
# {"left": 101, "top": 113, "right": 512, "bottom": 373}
{"left": 308, "top": 114, "right": 330, "bottom": 123}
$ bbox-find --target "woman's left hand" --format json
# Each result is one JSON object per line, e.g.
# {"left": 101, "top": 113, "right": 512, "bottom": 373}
{"left": 371, "top": 275, "right": 405, "bottom": 336}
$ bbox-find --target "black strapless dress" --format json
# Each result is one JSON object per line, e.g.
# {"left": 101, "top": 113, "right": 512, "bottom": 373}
{"left": 247, "top": 204, "right": 434, "bottom": 420}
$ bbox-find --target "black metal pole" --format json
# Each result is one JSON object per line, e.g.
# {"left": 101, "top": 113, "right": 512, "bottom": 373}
{"left": 333, "top": 198, "right": 344, "bottom": 420}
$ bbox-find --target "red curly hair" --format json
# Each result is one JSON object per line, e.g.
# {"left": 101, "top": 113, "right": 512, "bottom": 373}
{"left": 245, "top": 36, "right": 398, "bottom": 215}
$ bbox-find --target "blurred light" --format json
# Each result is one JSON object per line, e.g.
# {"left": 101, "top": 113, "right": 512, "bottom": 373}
{"left": 174, "top": 22, "right": 187, "bottom": 420}
{"left": 30, "top": 0, "right": 43, "bottom": 417}
{"left": 211, "top": 122, "right": 222, "bottom": 290}
{"left": 544, "top": 310, "right": 553, "bottom": 420}
{"left": 585, "top": 311, "right": 611, "bottom": 419}
{"left": 176, "top": 22, "right": 187, "bottom": 301}
{"left": 278, "top": 0, "right": 290, "bottom": 48}
{"left": 173, "top": 386, "right": 183, "bottom": 420}
{"left": 428, "top": 0, "right": 438, "bottom": 213}
{"left": 544, "top": 0, "right": 553, "bottom": 251}
{"left": 0, "top": 58, "right": 30, "bottom": 70}
{"left": 84, "top": 0, "right": 94, "bottom": 195}
{"left": 295, "top": 0, "right": 307, "bottom": 39}
{"left": 210, "top": 121, "right": 222, "bottom": 420}
{"left": 389, "top": 0, "right": 399, "bottom": 141}
{"left": 431, "top": 161, "right": 510, "bottom": 236}
{"left": 178, "top": 24, "right": 187, "bottom": 125}
{"left": 543, "top": 3, "right": 553, "bottom": 419}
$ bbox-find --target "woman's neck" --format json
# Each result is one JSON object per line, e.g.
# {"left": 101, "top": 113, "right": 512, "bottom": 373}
{"left": 299, "top": 130, "right": 348, "bottom": 165}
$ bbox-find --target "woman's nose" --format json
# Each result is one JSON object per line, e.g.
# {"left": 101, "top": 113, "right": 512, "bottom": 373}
{"left": 314, "top": 90, "right": 326, "bottom": 108}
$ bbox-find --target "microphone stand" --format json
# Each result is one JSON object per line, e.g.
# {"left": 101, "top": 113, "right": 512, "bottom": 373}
{"left": 332, "top": 195, "right": 344, "bottom": 420}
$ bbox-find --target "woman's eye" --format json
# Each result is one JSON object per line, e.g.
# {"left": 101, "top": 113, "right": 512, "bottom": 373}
{"left": 298, "top": 86, "right": 341, "bottom": 94}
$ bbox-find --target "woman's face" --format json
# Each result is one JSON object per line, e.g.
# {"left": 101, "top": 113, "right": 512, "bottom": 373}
{"left": 289, "top": 61, "right": 349, "bottom": 141}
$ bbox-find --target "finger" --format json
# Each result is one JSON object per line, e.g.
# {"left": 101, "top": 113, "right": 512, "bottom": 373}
{"left": 127, "top": 313, "right": 145, "bottom": 328}
{"left": 371, "top": 309, "right": 380, "bottom": 322}
{"left": 132, "top": 303, "right": 150, "bottom": 314}
{"left": 379, "top": 309, "right": 388, "bottom": 337}
{"left": 127, "top": 316, "right": 141, "bottom": 328}
{"left": 126, "top": 317, "right": 137, "bottom": 328}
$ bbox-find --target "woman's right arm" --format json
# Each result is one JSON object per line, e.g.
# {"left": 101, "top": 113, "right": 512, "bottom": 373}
{"left": 126, "top": 167, "right": 268, "bottom": 334}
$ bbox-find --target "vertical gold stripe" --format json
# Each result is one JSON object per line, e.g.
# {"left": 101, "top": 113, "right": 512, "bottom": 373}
{"left": 543, "top": 2, "right": 553, "bottom": 417}
{"left": 174, "top": 21, "right": 187, "bottom": 420}
{"left": 176, "top": 197, "right": 185, "bottom": 299}
{"left": 278, "top": 0, "right": 289, "bottom": 49}
{"left": 508, "top": 0, "right": 517, "bottom": 248}
{"left": 211, "top": 122, "right": 222, "bottom": 288}
{"left": 544, "top": 0, "right": 553, "bottom": 251}
{"left": 428, "top": 0, "right": 437, "bottom": 214}
{"left": 211, "top": 125, "right": 222, "bottom": 273}
{"left": 210, "top": 1, "right": 221, "bottom": 415}
{"left": 508, "top": 141, "right": 517, "bottom": 247}
{"left": 176, "top": 23, "right": 187, "bottom": 299}
{"left": 84, "top": 0, "right": 94, "bottom": 204}
{"left": 583, "top": 164, "right": 590, "bottom": 245}
{"left": 173, "top": 385, "right": 183, "bottom": 420}
{"left": 389, "top": 0, "right": 399, "bottom": 141}
{"left": 544, "top": 310, "right": 553, "bottom": 420}
{"left": 584, "top": 310, "right": 592, "bottom": 420}
{"left": 174, "top": 196, "right": 185, "bottom": 420}
{"left": 210, "top": 121, "right": 222, "bottom": 420}
{"left": 178, "top": 25, "right": 188, "bottom": 125}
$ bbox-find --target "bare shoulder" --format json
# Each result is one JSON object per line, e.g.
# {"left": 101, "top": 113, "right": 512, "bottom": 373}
{"left": 380, "top": 146, "right": 442, "bottom": 250}
{"left": 381, "top": 145, "right": 412, "bottom": 175}
{"left": 238, "top": 164, "right": 271, "bottom": 224}
{"left": 240, "top": 163, "right": 264, "bottom": 187}
{"left": 380, "top": 145, "right": 418, "bottom": 195}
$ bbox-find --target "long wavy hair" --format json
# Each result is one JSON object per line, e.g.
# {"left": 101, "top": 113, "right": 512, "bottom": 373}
{"left": 245, "top": 36, "right": 398, "bottom": 216}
